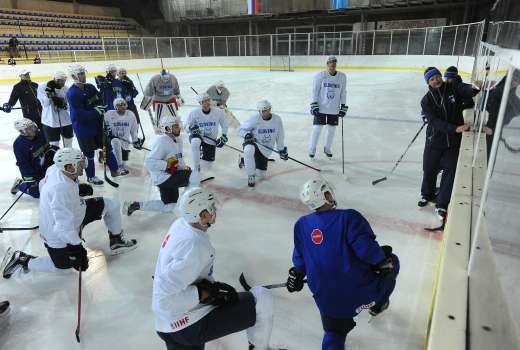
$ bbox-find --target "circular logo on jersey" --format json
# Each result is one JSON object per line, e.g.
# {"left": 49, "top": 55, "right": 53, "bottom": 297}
{"left": 311, "top": 229, "right": 324, "bottom": 245}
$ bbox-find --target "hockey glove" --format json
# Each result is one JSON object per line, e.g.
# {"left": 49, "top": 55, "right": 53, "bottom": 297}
{"left": 372, "top": 247, "right": 395, "bottom": 276}
{"left": 310, "top": 102, "right": 320, "bottom": 117}
{"left": 165, "top": 156, "right": 179, "bottom": 174}
{"left": 94, "top": 105, "right": 106, "bottom": 116}
{"left": 421, "top": 111, "right": 428, "bottom": 123}
{"left": 45, "top": 86, "right": 56, "bottom": 97}
{"left": 2, "top": 103, "right": 11, "bottom": 113}
{"left": 51, "top": 96, "right": 67, "bottom": 110}
{"left": 286, "top": 267, "right": 305, "bottom": 293}
{"left": 133, "top": 138, "right": 144, "bottom": 150}
{"left": 215, "top": 134, "right": 228, "bottom": 148}
{"left": 339, "top": 104, "right": 348, "bottom": 118}
{"left": 78, "top": 183, "right": 93, "bottom": 197}
{"left": 196, "top": 279, "right": 238, "bottom": 306}
{"left": 95, "top": 75, "right": 110, "bottom": 90}
{"left": 279, "top": 147, "right": 289, "bottom": 161}
{"left": 66, "top": 244, "right": 88, "bottom": 272}
{"left": 189, "top": 124, "right": 202, "bottom": 137}
{"left": 243, "top": 132, "right": 256, "bottom": 146}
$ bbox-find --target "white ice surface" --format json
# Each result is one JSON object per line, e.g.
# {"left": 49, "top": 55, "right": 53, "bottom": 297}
{"left": 0, "top": 68, "right": 444, "bottom": 349}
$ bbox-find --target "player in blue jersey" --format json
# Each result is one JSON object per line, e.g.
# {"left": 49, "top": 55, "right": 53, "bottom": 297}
{"left": 95, "top": 64, "right": 126, "bottom": 111}
{"left": 286, "top": 178, "right": 399, "bottom": 350}
{"left": 11, "top": 118, "right": 57, "bottom": 198}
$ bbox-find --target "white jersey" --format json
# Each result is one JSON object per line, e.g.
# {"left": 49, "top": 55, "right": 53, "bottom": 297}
{"left": 145, "top": 74, "right": 180, "bottom": 103}
{"left": 312, "top": 70, "right": 347, "bottom": 115}
{"left": 38, "top": 165, "right": 84, "bottom": 249}
{"left": 37, "top": 84, "right": 71, "bottom": 128}
{"left": 104, "top": 110, "right": 139, "bottom": 150}
{"left": 152, "top": 217, "right": 216, "bottom": 333}
{"left": 185, "top": 107, "right": 229, "bottom": 146}
{"left": 206, "top": 85, "right": 230, "bottom": 107}
{"left": 237, "top": 112, "right": 285, "bottom": 158}
{"left": 144, "top": 134, "right": 187, "bottom": 186}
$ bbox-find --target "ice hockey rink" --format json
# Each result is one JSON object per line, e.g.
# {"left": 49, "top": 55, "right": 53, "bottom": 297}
{"left": 0, "top": 66, "right": 444, "bottom": 349}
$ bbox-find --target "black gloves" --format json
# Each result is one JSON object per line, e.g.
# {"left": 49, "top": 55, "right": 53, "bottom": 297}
{"left": 66, "top": 244, "right": 88, "bottom": 272}
{"left": 196, "top": 279, "right": 238, "bottom": 306}
{"left": 279, "top": 147, "right": 289, "bottom": 161}
{"left": 372, "top": 245, "right": 395, "bottom": 276}
{"left": 215, "top": 134, "right": 228, "bottom": 148}
{"left": 286, "top": 267, "right": 305, "bottom": 293}
{"left": 244, "top": 132, "right": 256, "bottom": 146}
{"left": 78, "top": 183, "right": 93, "bottom": 197}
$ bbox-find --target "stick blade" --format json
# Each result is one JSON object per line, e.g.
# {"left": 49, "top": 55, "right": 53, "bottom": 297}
{"left": 372, "top": 177, "right": 387, "bottom": 186}
{"left": 75, "top": 330, "right": 80, "bottom": 343}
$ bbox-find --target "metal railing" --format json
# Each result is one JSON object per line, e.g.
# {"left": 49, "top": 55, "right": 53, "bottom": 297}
{"left": 100, "top": 21, "right": 485, "bottom": 60}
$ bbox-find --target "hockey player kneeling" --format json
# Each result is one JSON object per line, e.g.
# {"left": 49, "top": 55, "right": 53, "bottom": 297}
{"left": 153, "top": 187, "right": 275, "bottom": 350}
{"left": 286, "top": 179, "right": 399, "bottom": 350}
{"left": 2, "top": 148, "right": 137, "bottom": 279}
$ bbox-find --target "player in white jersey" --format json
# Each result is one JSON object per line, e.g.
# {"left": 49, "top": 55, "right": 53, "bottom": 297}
{"left": 123, "top": 114, "right": 196, "bottom": 215}
{"left": 37, "top": 71, "right": 73, "bottom": 148}
{"left": 143, "top": 69, "right": 184, "bottom": 132}
{"left": 153, "top": 187, "right": 274, "bottom": 349}
{"left": 2, "top": 148, "right": 137, "bottom": 279}
{"left": 309, "top": 56, "right": 348, "bottom": 158}
{"left": 237, "top": 100, "right": 288, "bottom": 188}
{"left": 206, "top": 80, "right": 240, "bottom": 129}
{"left": 185, "top": 93, "right": 228, "bottom": 185}
{"left": 104, "top": 98, "right": 143, "bottom": 176}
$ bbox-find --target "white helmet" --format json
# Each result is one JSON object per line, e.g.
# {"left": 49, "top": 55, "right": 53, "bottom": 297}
{"left": 68, "top": 64, "right": 86, "bottom": 81}
{"left": 256, "top": 99, "right": 272, "bottom": 112}
{"left": 177, "top": 187, "right": 217, "bottom": 223}
{"left": 197, "top": 92, "right": 212, "bottom": 104}
{"left": 54, "top": 71, "right": 67, "bottom": 81}
{"left": 113, "top": 97, "right": 127, "bottom": 109}
{"left": 158, "top": 114, "right": 182, "bottom": 133}
{"left": 106, "top": 63, "right": 117, "bottom": 73}
{"left": 215, "top": 80, "right": 225, "bottom": 89}
{"left": 53, "top": 148, "right": 84, "bottom": 174}
{"left": 14, "top": 118, "right": 37, "bottom": 135}
{"left": 300, "top": 178, "right": 336, "bottom": 210}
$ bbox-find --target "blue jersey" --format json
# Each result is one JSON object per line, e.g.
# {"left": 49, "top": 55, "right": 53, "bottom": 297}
{"left": 292, "top": 209, "right": 386, "bottom": 318}
{"left": 13, "top": 131, "right": 50, "bottom": 183}
{"left": 67, "top": 83, "right": 103, "bottom": 139}
{"left": 97, "top": 76, "right": 126, "bottom": 110}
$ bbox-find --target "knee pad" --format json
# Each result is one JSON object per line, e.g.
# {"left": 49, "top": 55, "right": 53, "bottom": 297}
{"left": 321, "top": 315, "right": 356, "bottom": 338}
{"left": 244, "top": 144, "right": 255, "bottom": 158}
{"left": 102, "top": 197, "right": 120, "bottom": 216}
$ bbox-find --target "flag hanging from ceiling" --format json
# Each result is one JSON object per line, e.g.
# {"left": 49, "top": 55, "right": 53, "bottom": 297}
{"left": 332, "top": 0, "right": 349, "bottom": 9}
{"left": 248, "top": 0, "right": 259, "bottom": 15}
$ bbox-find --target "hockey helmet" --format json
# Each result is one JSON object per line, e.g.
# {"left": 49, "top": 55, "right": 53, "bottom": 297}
{"left": 177, "top": 187, "right": 217, "bottom": 223}
{"left": 300, "top": 178, "right": 336, "bottom": 210}
{"left": 53, "top": 148, "right": 85, "bottom": 175}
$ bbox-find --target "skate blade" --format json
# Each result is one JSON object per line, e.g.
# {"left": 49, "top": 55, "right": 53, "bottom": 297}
{"left": 110, "top": 244, "right": 138, "bottom": 256}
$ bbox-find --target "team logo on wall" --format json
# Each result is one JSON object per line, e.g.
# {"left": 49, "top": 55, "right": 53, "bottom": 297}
{"left": 311, "top": 229, "right": 324, "bottom": 245}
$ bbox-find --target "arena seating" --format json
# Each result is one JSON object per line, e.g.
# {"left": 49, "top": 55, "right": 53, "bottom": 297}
{"left": 0, "top": 7, "right": 141, "bottom": 61}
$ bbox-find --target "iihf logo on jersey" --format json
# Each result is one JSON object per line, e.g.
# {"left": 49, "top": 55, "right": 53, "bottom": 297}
{"left": 326, "top": 90, "right": 335, "bottom": 100}
{"left": 311, "top": 229, "right": 324, "bottom": 245}
{"left": 448, "top": 95, "right": 456, "bottom": 104}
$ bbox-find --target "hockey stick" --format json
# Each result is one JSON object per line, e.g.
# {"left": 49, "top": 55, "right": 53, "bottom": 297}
{"left": 113, "top": 136, "right": 151, "bottom": 152}
{"left": 102, "top": 124, "right": 119, "bottom": 188}
{"left": 239, "top": 272, "right": 307, "bottom": 291}
{"left": 0, "top": 225, "right": 38, "bottom": 233}
{"left": 75, "top": 228, "right": 83, "bottom": 343}
{"left": 0, "top": 106, "right": 22, "bottom": 112}
{"left": 0, "top": 192, "right": 24, "bottom": 222}
{"left": 341, "top": 115, "right": 345, "bottom": 175}
{"left": 255, "top": 141, "right": 321, "bottom": 172}
{"left": 202, "top": 134, "right": 274, "bottom": 161}
{"left": 372, "top": 122, "right": 426, "bottom": 186}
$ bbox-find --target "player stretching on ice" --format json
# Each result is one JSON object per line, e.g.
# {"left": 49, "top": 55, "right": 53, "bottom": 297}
{"left": 286, "top": 178, "right": 399, "bottom": 350}
{"left": 104, "top": 97, "right": 143, "bottom": 176}
{"left": 2, "top": 148, "right": 137, "bottom": 279}
{"left": 11, "top": 118, "right": 57, "bottom": 197}
{"left": 153, "top": 187, "right": 275, "bottom": 349}
{"left": 123, "top": 114, "right": 196, "bottom": 215}
{"left": 143, "top": 69, "right": 184, "bottom": 132}
{"left": 237, "top": 100, "right": 288, "bottom": 188}
{"left": 308, "top": 56, "right": 347, "bottom": 159}
{"left": 185, "top": 93, "right": 228, "bottom": 185}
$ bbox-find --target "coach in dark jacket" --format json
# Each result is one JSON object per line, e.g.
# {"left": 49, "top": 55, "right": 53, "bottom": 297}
{"left": 3, "top": 70, "right": 42, "bottom": 127}
{"left": 419, "top": 67, "right": 480, "bottom": 220}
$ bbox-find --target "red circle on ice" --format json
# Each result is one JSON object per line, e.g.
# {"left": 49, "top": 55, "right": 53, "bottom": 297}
{"left": 311, "top": 229, "right": 323, "bottom": 245}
